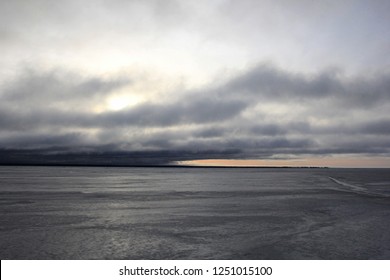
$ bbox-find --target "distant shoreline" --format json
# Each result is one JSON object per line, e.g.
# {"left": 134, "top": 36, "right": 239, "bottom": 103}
{"left": 0, "top": 163, "right": 330, "bottom": 169}
{"left": 2, "top": 164, "right": 390, "bottom": 169}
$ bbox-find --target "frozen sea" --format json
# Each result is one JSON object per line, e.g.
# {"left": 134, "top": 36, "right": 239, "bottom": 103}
{"left": 0, "top": 166, "right": 389, "bottom": 259}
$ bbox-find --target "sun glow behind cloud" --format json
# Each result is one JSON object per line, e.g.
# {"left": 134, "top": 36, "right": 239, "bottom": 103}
{"left": 106, "top": 94, "right": 142, "bottom": 111}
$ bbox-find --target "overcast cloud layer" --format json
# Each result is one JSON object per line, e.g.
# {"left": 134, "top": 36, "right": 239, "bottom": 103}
{"left": 0, "top": 0, "right": 389, "bottom": 166}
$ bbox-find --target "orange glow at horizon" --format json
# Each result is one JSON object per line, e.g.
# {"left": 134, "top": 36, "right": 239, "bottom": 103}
{"left": 179, "top": 157, "right": 390, "bottom": 168}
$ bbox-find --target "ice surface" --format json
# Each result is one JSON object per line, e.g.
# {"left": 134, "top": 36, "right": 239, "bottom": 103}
{"left": 0, "top": 167, "right": 389, "bottom": 259}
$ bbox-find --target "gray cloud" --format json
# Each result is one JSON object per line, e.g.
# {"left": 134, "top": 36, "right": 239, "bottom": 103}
{"left": 1, "top": 64, "right": 390, "bottom": 164}
{"left": 98, "top": 97, "right": 248, "bottom": 127}
{"left": 223, "top": 64, "right": 390, "bottom": 108}
{"left": 1, "top": 69, "right": 129, "bottom": 110}
{"left": 0, "top": 132, "right": 87, "bottom": 150}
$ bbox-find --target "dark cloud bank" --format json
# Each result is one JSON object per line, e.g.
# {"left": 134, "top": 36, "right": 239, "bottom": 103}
{"left": 1, "top": 65, "right": 389, "bottom": 165}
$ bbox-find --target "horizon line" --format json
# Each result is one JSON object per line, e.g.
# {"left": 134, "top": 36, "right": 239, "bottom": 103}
{"left": 2, "top": 163, "right": 390, "bottom": 169}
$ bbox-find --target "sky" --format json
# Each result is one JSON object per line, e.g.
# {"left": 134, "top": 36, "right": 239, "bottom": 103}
{"left": 0, "top": 0, "right": 390, "bottom": 167}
